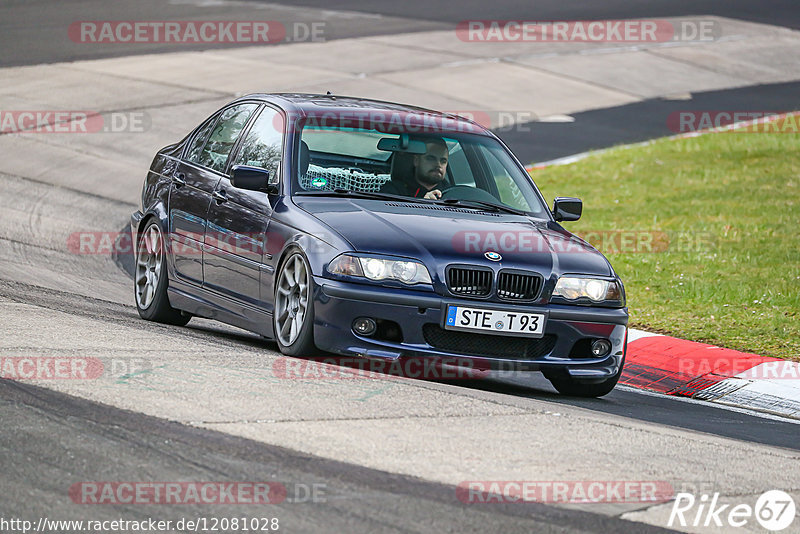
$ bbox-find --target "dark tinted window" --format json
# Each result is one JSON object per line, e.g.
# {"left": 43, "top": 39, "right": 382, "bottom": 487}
{"left": 477, "top": 144, "right": 532, "bottom": 212}
{"left": 196, "top": 103, "right": 258, "bottom": 172}
{"left": 186, "top": 116, "right": 217, "bottom": 164}
{"left": 232, "top": 106, "right": 284, "bottom": 179}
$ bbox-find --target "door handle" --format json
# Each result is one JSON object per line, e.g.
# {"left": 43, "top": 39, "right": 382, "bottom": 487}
{"left": 212, "top": 190, "right": 228, "bottom": 204}
{"left": 172, "top": 172, "right": 186, "bottom": 187}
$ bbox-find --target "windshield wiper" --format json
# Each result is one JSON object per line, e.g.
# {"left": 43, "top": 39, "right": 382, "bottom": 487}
{"left": 435, "top": 198, "right": 527, "bottom": 215}
{"left": 295, "top": 190, "right": 527, "bottom": 215}
{"left": 295, "top": 189, "right": 430, "bottom": 204}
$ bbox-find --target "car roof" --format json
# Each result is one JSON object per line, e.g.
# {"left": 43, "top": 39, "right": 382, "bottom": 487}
{"left": 237, "top": 92, "right": 492, "bottom": 136}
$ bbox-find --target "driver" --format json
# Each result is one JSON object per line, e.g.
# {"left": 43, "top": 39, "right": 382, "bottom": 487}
{"left": 382, "top": 138, "right": 449, "bottom": 199}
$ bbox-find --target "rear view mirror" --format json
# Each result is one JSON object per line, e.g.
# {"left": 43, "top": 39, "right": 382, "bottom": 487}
{"left": 552, "top": 197, "right": 582, "bottom": 222}
{"left": 231, "top": 165, "right": 277, "bottom": 194}
{"left": 377, "top": 133, "right": 427, "bottom": 154}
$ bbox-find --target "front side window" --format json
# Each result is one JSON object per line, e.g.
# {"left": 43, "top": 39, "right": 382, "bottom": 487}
{"left": 232, "top": 106, "right": 284, "bottom": 180}
{"left": 477, "top": 144, "right": 533, "bottom": 212}
{"left": 448, "top": 144, "right": 475, "bottom": 186}
{"left": 196, "top": 103, "right": 259, "bottom": 172}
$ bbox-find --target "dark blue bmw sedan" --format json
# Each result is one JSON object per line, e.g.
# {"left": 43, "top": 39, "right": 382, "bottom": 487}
{"left": 131, "top": 93, "right": 628, "bottom": 397}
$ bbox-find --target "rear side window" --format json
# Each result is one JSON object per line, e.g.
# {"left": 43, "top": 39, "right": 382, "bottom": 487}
{"left": 194, "top": 103, "right": 259, "bottom": 172}
{"left": 186, "top": 116, "right": 217, "bottom": 164}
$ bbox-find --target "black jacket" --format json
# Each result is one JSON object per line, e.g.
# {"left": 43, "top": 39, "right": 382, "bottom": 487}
{"left": 380, "top": 178, "right": 448, "bottom": 198}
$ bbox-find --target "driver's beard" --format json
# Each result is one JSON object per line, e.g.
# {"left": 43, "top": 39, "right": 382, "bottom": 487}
{"left": 416, "top": 170, "right": 440, "bottom": 188}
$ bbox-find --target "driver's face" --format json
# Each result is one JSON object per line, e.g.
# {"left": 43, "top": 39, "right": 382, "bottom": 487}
{"left": 414, "top": 143, "right": 449, "bottom": 187}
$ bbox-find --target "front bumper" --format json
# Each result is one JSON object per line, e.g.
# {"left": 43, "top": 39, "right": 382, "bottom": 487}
{"left": 312, "top": 277, "right": 628, "bottom": 380}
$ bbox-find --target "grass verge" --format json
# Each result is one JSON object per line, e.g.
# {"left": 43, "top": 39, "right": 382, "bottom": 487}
{"left": 531, "top": 116, "right": 800, "bottom": 360}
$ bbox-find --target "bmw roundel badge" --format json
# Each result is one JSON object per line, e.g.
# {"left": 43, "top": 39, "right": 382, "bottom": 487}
{"left": 485, "top": 251, "right": 502, "bottom": 261}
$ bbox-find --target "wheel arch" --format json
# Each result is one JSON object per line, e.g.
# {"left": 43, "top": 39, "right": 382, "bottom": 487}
{"left": 134, "top": 207, "right": 178, "bottom": 287}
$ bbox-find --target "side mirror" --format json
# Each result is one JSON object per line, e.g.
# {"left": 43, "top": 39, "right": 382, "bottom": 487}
{"left": 552, "top": 197, "right": 582, "bottom": 222}
{"left": 231, "top": 165, "right": 277, "bottom": 194}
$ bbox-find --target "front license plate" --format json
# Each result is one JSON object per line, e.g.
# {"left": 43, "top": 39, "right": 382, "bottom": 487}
{"left": 444, "top": 305, "right": 546, "bottom": 337}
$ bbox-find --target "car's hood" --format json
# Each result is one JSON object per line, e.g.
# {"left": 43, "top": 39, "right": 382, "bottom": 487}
{"left": 295, "top": 197, "right": 613, "bottom": 278}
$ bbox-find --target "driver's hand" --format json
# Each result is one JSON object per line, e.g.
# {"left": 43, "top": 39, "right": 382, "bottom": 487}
{"left": 423, "top": 189, "right": 442, "bottom": 200}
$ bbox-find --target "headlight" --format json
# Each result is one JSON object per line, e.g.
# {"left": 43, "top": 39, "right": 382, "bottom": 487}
{"left": 552, "top": 276, "right": 624, "bottom": 305}
{"left": 328, "top": 254, "right": 432, "bottom": 285}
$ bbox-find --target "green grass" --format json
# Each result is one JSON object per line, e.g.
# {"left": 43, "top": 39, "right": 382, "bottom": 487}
{"left": 530, "top": 119, "right": 800, "bottom": 360}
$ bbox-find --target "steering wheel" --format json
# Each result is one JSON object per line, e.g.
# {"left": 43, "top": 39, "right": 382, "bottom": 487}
{"left": 439, "top": 185, "right": 500, "bottom": 203}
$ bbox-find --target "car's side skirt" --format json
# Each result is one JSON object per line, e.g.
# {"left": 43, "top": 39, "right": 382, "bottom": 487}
{"left": 167, "top": 279, "right": 274, "bottom": 339}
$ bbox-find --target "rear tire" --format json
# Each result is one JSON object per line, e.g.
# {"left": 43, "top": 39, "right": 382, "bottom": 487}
{"left": 134, "top": 219, "right": 191, "bottom": 326}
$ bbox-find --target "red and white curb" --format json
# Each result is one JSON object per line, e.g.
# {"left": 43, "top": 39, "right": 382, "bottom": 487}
{"left": 523, "top": 118, "right": 800, "bottom": 419}
{"left": 623, "top": 329, "right": 800, "bottom": 419}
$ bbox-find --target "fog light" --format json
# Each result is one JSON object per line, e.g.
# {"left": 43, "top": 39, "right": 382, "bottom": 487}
{"left": 352, "top": 317, "right": 377, "bottom": 336}
{"left": 591, "top": 339, "right": 612, "bottom": 357}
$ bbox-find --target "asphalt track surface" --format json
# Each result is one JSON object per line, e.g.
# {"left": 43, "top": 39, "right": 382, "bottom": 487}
{"left": 2, "top": 1, "right": 800, "bottom": 533}
{"left": 281, "top": 0, "right": 800, "bottom": 30}
{"left": 0, "top": 223, "right": 798, "bottom": 533}
{"left": 0, "top": 379, "right": 679, "bottom": 534}
{"left": 4, "top": 1, "right": 799, "bottom": 161}
{"left": 495, "top": 82, "right": 800, "bottom": 162}
{"left": 503, "top": 80, "right": 800, "bottom": 164}
{"left": 0, "top": 278, "right": 798, "bottom": 533}
{"left": 3, "top": 0, "right": 799, "bottom": 68}
{"left": 0, "top": 0, "right": 447, "bottom": 67}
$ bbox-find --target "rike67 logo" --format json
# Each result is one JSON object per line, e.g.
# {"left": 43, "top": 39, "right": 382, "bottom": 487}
{"left": 669, "top": 490, "right": 796, "bottom": 531}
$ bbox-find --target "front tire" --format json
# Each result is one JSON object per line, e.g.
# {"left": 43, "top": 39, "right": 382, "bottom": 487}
{"left": 273, "top": 250, "right": 317, "bottom": 356}
{"left": 134, "top": 219, "right": 190, "bottom": 326}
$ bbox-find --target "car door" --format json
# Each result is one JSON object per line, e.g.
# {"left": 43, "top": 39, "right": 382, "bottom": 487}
{"left": 203, "top": 105, "right": 285, "bottom": 305}
{"left": 168, "top": 102, "right": 259, "bottom": 285}
{"left": 168, "top": 113, "right": 219, "bottom": 285}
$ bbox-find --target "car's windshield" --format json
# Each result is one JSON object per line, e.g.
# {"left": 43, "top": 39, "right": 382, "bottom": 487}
{"left": 294, "top": 123, "right": 549, "bottom": 217}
